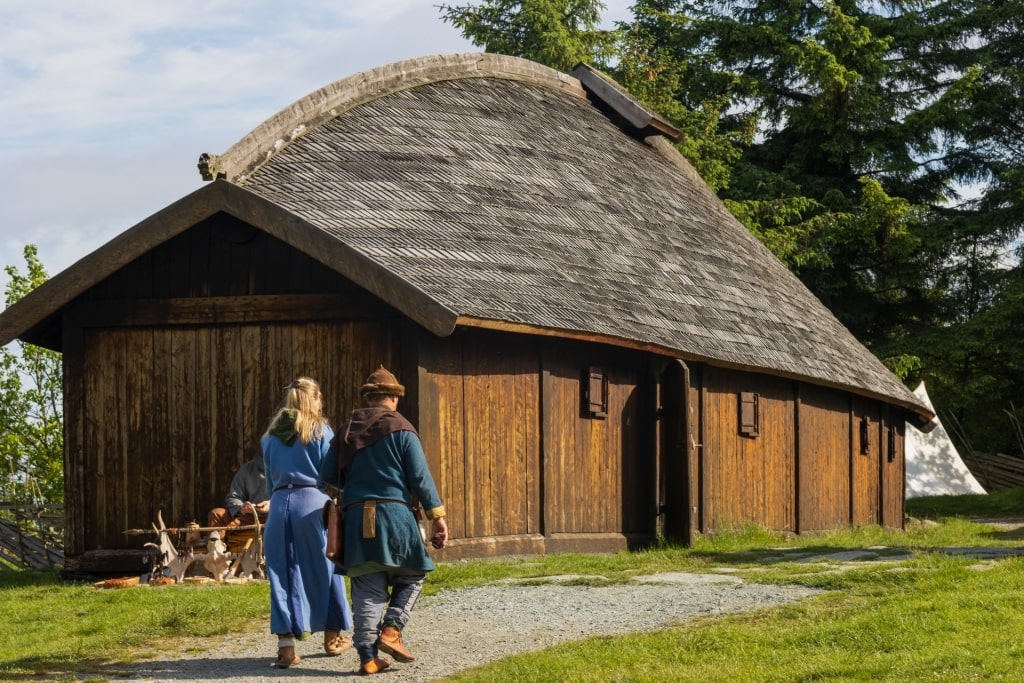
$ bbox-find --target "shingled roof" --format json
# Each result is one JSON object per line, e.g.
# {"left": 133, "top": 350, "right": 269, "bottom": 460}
{"left": 0, "top": 53, "right": 931, "bottom": 422}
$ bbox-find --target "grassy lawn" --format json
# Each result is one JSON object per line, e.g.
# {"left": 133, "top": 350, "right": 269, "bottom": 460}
{"left": 0, "top": 571, "right": 268, "bottom": 681}
{"left": 3, "top": 488, "right": 1023, "bottom": 681}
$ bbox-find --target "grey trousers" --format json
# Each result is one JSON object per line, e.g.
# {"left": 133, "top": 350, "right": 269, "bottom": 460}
{"left": 350, "top": 569, "right": 426, "bottom": 663}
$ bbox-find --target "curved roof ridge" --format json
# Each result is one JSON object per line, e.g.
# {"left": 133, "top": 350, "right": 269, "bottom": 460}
{"left": 197, "top": 52, "right": 586, "bottom": 184}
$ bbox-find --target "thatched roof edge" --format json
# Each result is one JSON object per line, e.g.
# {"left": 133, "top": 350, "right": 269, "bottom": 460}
{"left": 198, "top": 52, "right": 586, "bottom": 185}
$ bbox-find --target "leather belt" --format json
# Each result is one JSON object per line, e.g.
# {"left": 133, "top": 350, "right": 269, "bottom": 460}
{"left": 273, "top": 483, "right": 317, "bottom": 492}
{"left": 344, "top": 499, "right": 413, "bottom": 539}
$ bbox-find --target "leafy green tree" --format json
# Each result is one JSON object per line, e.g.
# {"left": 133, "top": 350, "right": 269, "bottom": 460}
{"left": 439, "top": 0, "right": 617, "bottom": 72}
{"left": 0, "top": 246, "right": 62, "bottom": 503}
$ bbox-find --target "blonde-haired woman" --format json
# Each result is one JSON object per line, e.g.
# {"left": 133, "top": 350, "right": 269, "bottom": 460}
{"left": 262, "top": 377, "right": 352, "bottom": 668}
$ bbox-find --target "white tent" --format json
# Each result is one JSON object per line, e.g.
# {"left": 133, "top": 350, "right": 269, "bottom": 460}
{"left": 905, "top": 382, "right": 987, "bottom": 498}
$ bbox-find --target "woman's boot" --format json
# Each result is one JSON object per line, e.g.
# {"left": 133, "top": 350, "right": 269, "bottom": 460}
{"left": 273, "top": 645, "right": 301, "bottom": 668}
{"left": 325, "top": 629, "right": 353, "bottom": 655}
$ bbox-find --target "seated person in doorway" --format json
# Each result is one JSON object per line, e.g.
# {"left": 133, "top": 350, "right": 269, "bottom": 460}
{"left": 208, "top": 453, "right": 270, "bottom": 530}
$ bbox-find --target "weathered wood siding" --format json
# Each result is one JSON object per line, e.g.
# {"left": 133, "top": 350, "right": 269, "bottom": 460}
{"left": 80, "top": 215, "right": 356, "bottom": 300}
{"left": 851, "top": 397, "right": 883, "bottom": 526}
{"left": 881, "top": 410, "right": 905, "bottom": 528}
{"left": 70, "top": 322, "right": 399, "bottom": 557}
{"left": 797, "top": 384, "right": 853, "bottom": 532}
{"left": 55, "top": 211, "right": 910, "bottom": 568}
{"left": 692, "top": 365, "right": 904, "bottom": 537}
{"left": 541, "top": 345, "right": 649, "bottom": 543}
{"left": 418, "top": 333, "right": 651, "bottom": 557}
{"left": 416, "top": 331, "right": 542, "bottom": 553}
{"left": 699, "top": 367, "right": 796, "bottom": 532}
{"left": 61, "top": 215, "right": 407, "bottom": 570}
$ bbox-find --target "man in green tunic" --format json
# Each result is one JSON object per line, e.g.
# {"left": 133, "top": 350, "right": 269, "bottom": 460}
{"left": 321, "top": 366, "right": 448, "bottom": 676}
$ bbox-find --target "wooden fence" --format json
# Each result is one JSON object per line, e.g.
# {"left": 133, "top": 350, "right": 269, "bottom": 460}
{"left": 0, "top": 503, "right": 63, "bottom": 571}
{"left": 961, "top": 452, "right": 1024, "bottom": 492}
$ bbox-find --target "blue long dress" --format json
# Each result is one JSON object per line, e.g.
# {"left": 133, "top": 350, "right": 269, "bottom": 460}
{"left": 262, "top": 419, "right": 353, "bottom": 636}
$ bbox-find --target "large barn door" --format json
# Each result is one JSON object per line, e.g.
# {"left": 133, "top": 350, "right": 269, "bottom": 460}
{"left": 659, "top": 359, "right": 691, "bottom": 544}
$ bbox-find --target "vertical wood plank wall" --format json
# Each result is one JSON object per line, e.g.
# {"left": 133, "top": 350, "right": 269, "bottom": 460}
{"left": 695, "top": 366, "right": 904, "bottom": 536}
{"left": 881, "top": 410, "right": 905, "bottom": 528}
{"left": 700, "top": 367, "right": 796, "bottom": 532}
{"left": 851, "top": 397, "right": 883, "bottom": 526}
{"left": 57, "top": 213, "right": 911, "bottom": 566}
{"left": 62, "top": 215, "right": 407, "bottom": 565}
{"left": 418, "top": 333, "right": 649, "bottom": 557}
{"left": 76, "top": 322, "right": 398, "bottom": 551}
{"left": 541, "top": 351, "right": 642, "bottom": 537}
{"left": 417, "top": 331, "right": 542, "bottom": 547}
{"left": 797, "top": 384, "right": 853, "bottom": 532}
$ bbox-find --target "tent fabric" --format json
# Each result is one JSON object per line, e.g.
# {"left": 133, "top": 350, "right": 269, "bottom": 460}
{"left": 905, "top": 382, "right": 986, "bottom": 499}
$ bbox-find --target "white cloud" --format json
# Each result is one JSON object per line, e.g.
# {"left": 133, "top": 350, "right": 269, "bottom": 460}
{"left": 0, "top": 0, "right": 636, "bottom": 292}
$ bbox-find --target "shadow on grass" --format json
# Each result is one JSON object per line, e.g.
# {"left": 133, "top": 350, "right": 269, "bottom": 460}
{"left": 0, "top": 656, "right": 109, "bottom": 682}
{"left": 680, "top": 539, "right": 1024, "bottom": 570}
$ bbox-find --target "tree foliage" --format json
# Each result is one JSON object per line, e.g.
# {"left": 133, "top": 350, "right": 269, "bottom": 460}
{"left": 646, "top": 0, "right": 1023, "bottom": 452}
{"left": 439, "top": 0, "right": 617, "bottom": 72}
{"left": 0, "top": 246, "right": 62, "bottom": 503}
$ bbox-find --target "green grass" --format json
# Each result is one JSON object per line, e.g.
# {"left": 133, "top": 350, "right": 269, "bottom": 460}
{"left": 439, "top": 554, "right": 1024, "bottom": 682}
{"left": 905, "top": 485, "right": 1024, "bottom": 518}
{"left": 0, "top": 573, "right": 267, "bottom": 680}
{"left": 436, "top": 491, "right": 1024, "bottom": 682}
{"left": 3, "top": 489, "right": 1024, "bottom": 681}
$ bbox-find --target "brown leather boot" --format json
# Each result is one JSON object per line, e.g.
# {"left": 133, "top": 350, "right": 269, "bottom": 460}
{"left": 377, "top": 625, "right": 415, "bottom": 662}
{"left": 359, "top": 657, "right": 392, "bottom": 675}
{"left": 273, "top": 645, "right": 301, "bottom": 668}
{"left": 324, "top": 629, "right": 352, "bottom": 656}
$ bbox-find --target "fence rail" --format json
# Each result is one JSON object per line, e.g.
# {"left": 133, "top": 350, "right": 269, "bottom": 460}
{"left": 961, "top": 451, "right": 1024, "bottom": 492}
{"left": 0, "top": 503, "right": 64, "bottom": 571}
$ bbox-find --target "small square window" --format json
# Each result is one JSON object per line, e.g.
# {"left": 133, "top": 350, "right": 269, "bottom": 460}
{"left": 739, "top": 392, "right": 759, "bottom": 437}
{"left": 584, "top": 367, "right": 608, "bottom": 419}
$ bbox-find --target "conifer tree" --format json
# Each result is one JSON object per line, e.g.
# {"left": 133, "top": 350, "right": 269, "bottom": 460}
{"left": 440, "top": 0, "right": 1024, "bottom": 453}
{"left": 439, "top": 0, "right": 616, "bottom": 72}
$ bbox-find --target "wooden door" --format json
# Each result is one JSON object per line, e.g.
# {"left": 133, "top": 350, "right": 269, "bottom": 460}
{"left": 659, "top": 360, "right": 691, "bottom": 544}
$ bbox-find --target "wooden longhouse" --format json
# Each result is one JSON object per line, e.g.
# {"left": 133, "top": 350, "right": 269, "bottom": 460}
{"left": 0, "top": 54, "right": 934, "bottom": 573}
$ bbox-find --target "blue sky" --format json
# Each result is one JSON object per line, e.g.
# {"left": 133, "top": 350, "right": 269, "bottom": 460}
{"left": 0, "top": 1, "right": 631, "bottom": 293}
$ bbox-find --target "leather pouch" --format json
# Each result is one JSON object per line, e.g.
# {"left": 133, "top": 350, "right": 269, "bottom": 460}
{"left": 362, "top": 500, "right": 377, "bottom": 539}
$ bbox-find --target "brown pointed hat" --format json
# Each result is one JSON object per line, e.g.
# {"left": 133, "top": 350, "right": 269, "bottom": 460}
{"left": 359, "top": 365, "right": 405, "bottom": 398}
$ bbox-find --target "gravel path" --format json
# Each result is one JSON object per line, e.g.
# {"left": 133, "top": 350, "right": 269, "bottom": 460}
{"left": 113, "top": 573, "right": 822, "bottom": 682}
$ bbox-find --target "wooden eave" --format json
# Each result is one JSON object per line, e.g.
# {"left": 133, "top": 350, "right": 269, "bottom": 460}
{"left": 456, "top": 315, "right": 935, "bottom": 427}
{"left": 0, "top": 180, "right": 459, "bottom": 351}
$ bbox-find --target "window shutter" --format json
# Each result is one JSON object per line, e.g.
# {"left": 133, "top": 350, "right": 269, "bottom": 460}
{"left": 585, "top": 367, "right": 608, "bottom": 418}
{"left": 860, "top": 416, "right": 871, "bottom": 455}
{"left": 739, "top": 392, "right": 759, "bottom": 437}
